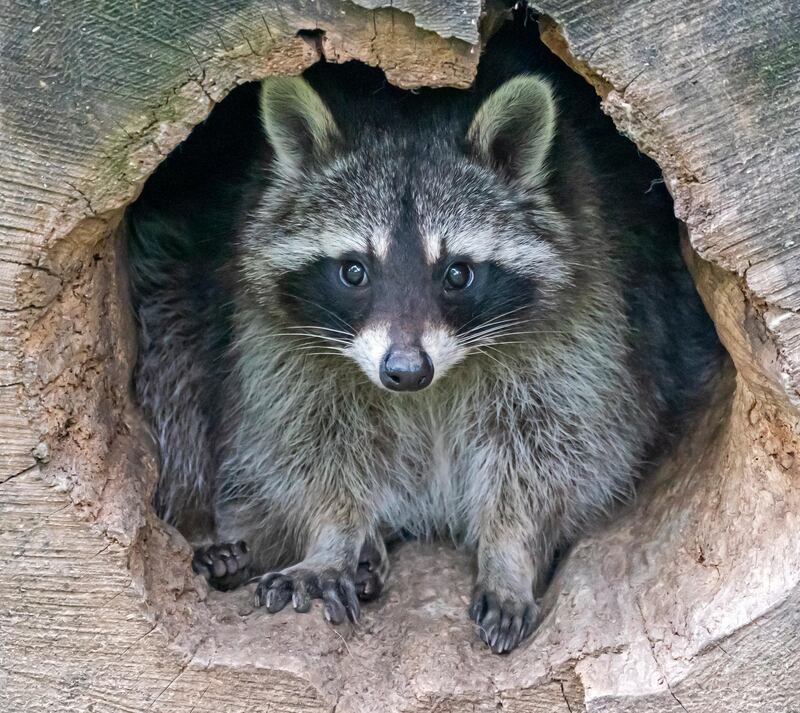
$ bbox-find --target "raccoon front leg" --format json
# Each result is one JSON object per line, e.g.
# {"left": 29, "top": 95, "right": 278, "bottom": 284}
{"left": 254, "top": 520, "right": 369, "bottom": 624}
{"left": 469, "top": 475, "right": 554, "bottom": 654}
{"left": 470, "top": 528, "right": 543, "bottom": 654}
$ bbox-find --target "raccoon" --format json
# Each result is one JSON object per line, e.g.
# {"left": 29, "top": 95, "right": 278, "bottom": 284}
{"left": 128, "top": 49, "right": 719, "bottom": 653}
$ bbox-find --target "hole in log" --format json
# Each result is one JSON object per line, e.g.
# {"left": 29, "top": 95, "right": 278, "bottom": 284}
{"left": 122, "top": 4, "right": 730, "bottom": 661}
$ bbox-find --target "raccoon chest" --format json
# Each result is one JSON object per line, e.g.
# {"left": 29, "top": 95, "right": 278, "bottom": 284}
{"left": 376, "top": 425, "right": 469, "bottom": 540}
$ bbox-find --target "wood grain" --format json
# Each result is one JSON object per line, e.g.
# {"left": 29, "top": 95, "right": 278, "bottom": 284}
{"left": 538, "top": 2, "right": 800, "bottom": 408}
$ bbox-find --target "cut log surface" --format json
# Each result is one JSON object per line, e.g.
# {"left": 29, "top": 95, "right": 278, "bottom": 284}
{"left": 0, "top": 2, "right": 798, "bottom": 712}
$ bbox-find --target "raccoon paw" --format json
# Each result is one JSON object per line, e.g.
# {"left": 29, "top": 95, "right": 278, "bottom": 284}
{"left": 192, "top": 541, "right": 252, "bottom": 591}
{"left": 469, "top": 586, "right": 539, "bottom": 654}
{"left": 254, "top": 566, "right": 360, "bottom": 625}
{"left": 355, "top": 539, "right": 389, "bottom": 601}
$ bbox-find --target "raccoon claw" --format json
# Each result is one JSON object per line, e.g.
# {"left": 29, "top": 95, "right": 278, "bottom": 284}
{"left": 355, "top": 539, "right": 389, "bottom": 601}
{"left": 354, "top": 560, "right": 382, "bottom": 601}
{"left": 255, "top": 567, "right": 360, "bottom": 624}
{"left": 192, "top": 541, "right": 252, "bottom": 591}
{"left": 323, "top": 575, "right": 360, "bottom": 624}
{"left": 469, "top": 587, "right": 539, "bottom": 654}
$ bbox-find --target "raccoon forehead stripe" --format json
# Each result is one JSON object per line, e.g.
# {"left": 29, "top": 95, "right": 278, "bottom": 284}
{"left": 494, "top": 240, "right": 568, "bottom": 283}
{"left": 257, "top": 228, "right": 372, "bottom": 271}
{"left": 369, "top": 228, "right": 391, "bottom": 261}
{"left": 447, "top": 228, "right": 569, "bottom": 283}
{"left": 421, "top": 230, "right": 442, "bottom": 264}
{"left": 317, "top": 228, "right": 371, "bottom": 260}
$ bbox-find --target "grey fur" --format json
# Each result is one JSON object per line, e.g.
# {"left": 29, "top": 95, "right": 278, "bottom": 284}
{"left": 128, "top": 69, "right": 719, "bottom": 654}
{"left": 127, "top": 214, "right": 227, "bottom": 541}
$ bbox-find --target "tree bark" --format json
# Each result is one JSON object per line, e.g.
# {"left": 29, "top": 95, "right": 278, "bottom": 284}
{"left": 1, "top": 2, "right": 798, "bottom": 711}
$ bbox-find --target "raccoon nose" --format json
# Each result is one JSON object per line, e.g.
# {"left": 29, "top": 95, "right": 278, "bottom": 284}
{"left": 380, "top": 348, "right": 434, "bottom": 392}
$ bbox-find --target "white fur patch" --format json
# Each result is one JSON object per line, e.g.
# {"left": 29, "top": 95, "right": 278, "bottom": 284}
{"left": 421, "top": 324, "right": 467, "bottom": 383}
{"left": 370, "top": 228, "right": 391, "bottom": 261}
{"left": 318, "top": 229, "right": 370, "bottom": 260}
{"left": 421, "top": 230, "right": 442, "bottom": 264}
{"left": 261, "top": 228, "right": 372, "bottom": 272}
{"left": 447, "top": 227, "right": 567, "bottom": 283}
{"left": 345, "top": 322, "right": 391, "bottom": 388}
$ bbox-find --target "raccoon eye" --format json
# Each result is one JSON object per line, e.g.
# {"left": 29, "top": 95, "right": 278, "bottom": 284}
{"left": 339, "top": 260, "right": 368, "bottom": 287}
{"left": 444, "top": 262, "right": 473, "bottom": 290}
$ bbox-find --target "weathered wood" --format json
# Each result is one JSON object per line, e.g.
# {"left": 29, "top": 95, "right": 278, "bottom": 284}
{"left": 1, "top": 1, "right": 799, "bottom": 711}
{"left": 537, "top": 2, "right": 800, "bottom": 409}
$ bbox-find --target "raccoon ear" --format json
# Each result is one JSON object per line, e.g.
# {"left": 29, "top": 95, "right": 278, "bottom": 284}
{"left": 259, "top": 75, "right": 341, "bottom": 177}
{"left": 467, "top": 75, "right": 556, "bottom": 187}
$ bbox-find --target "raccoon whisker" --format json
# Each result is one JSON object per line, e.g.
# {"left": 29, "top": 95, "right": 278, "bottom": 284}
{"left": 457, "top": 322, "right": 529, "bottom": 345}
{"left": 457, "top": 309, "right": 533, "bottom": 334}
{"left": 282, "top": 342, "right": 351, "bottom": 352}
{"left": 475, "top": 344, "right": 526, "bottom": 372}
{"left": 461, "top": 339, "right": 564, "bottom": 349}
{"left": 272, "top": 332, "right": 353, "bottom": 345}
{"left": 266, "top": 335, "right": 320, "bottom": 346}
{"left": 287, "top": 344, "right": 346, "bottom": 353}
{"left": 471, "top": 346, "right": 512, "bottom": 371}
{"left": 282, "top": 330, "right": 353, "bottom": 342}
{"left": 458, "top": 319, "right": 527, "bottom": 339}
{"left": 281, "top": 345, "right": 339, "bottom": 355}
{"left": 272, "top": 331, "right": 344, "bottom": 338}
{"left": 456, "top": 305, "right": 530, "bottom": 336}
{"left": 474, "top": 341, "right": 533, "bottom": 348}
{"left": 282, "top": 325, "right": 355, "bottom": 337}
{"left": 298, "top": 351, "right": 348, "bottom": 358}
{"left": 271, "top": 342, "right": 349, "bottom": 359}
{"left": 480, "top": 330, "right": 569, "bottom": 340}
{"left": 475, "top": 343, "right": 516, "bottom": 360}
{"left": 458, "top": 317, "right": 527, "bottom": 339}
{"left": 269, "top": 336, "right": 342, "bottom": 349}
{"left": 278, "top": 291, "right": 356, "bottom": 333}
{"left": 463, "top": 327, "right": 569, "bottom": 342}
{"left": 454, "top": 303, "right": 527, "bottom": 336}
{"left": 501, "top": 329, "right": 569, "bottom": 337}
{"left": 289, "top": 350, "right": 346, "bottom": 359}
{"left": 457, "top": 323, "right": 533, "bottom": 346}
{"left": 479, "top": 305, "right": 530, "bottom": 323}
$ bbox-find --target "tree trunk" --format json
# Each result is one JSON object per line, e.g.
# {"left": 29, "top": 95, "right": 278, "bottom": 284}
{"left": 1, "top": 2, "right": 798, "bottom": 711}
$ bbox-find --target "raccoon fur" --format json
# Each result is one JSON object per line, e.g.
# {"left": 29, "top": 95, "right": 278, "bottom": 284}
{"left": 127, "top": 41, "right": 720, "bottom": 654}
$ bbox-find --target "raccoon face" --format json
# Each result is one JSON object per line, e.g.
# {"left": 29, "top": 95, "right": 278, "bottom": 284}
{"left": 240, "top": 74, "right": 571, "bottom": 392}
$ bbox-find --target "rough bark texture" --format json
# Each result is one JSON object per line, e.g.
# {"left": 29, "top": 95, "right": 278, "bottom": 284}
{"left": 1, "top": 1, "right": 798, "bottom": 711}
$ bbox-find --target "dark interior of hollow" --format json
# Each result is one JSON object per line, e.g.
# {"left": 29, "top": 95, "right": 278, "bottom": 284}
{"left": 133, "top": 13, "right": 676, "bottom": 279}
{"left": 128, "top": 12, "right": 724, "bottom": 560}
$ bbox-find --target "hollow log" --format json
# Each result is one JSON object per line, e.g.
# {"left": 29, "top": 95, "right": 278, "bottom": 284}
{"left": 1, "top": 1, "right": 798, "bottom": 711}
